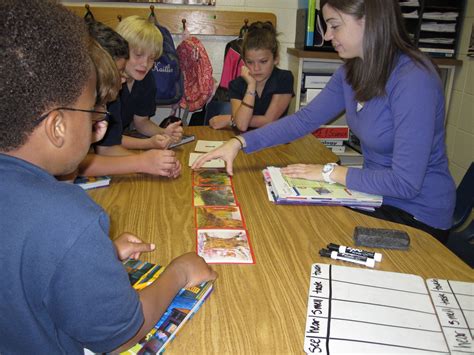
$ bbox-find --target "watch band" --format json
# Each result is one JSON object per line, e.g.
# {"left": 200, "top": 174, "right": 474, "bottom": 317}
{"left": 322, "top": 163, "right": 337, "bottom": 184}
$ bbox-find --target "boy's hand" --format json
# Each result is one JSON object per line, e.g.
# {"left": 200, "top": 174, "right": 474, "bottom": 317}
{"left": 139, "top": 149, "right": 181, "bottom": 177}
{"left": 148, "top": 134, "right": 171, "bottom": 150}
{"left": 164, "top": 121, "right": 183, "bottom": 143}
{"left": 91, "top": 120, "right": 109, "bottom": 143}
{"left": 209, "top": 115, "right": 232, "bottom": 130}
{"left": 169, "top": 252, "right": 218, "bottom": 288}
{"left": 114, "top": 233, "right": 155, "bottom": 261}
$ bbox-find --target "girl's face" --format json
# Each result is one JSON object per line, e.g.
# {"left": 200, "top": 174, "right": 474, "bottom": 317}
{"left": 124, "top": 47, "right": 156, "bottom": 81}
{"left": 322, "top": 4, "right": 365, "bottom": 59}
{"left": 244, "top": 48, "right": 278, "bottom": 84}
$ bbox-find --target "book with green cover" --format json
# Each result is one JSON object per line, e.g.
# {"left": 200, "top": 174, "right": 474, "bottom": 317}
{"left": 121, "top": 259, "right": 214, "bottom": 354}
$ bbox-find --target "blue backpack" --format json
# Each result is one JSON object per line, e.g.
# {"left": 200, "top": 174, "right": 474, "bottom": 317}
{"left": 150, "top": 16, "right": 184, "bottom": 105}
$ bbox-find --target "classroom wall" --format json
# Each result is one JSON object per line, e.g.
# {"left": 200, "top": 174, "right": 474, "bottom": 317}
{"left": 445, "top": 1, "right": 474, "bottom": 186}
{"left": 63, "top": 0, "right": 306, "bottom": 84}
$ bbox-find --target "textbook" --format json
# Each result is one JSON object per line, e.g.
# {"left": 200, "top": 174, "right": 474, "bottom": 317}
{"left": 121, "top": 259, "right": 214, "bottom": 355}
{"left": 73, "top": 175, "right": 111, "bottom": 190}
{"left": 304, "top": 263, "right": 473, "bottom": 354}
{"left": 263, "top": 167, "right": 382, "bottom": 208}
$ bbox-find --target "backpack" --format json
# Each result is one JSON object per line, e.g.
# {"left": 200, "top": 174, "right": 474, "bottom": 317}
{"left": 176, "top": 36, "right": 214, "bottom": 112}
{"left": 151, "top": 20, "right": 184, "bottom": 105}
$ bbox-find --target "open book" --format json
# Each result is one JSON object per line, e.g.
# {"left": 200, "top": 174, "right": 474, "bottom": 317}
{"left": 304, "top": 263, "right": 473, "bottom": 354}
{"left": 121, "top": 259, "right": 214, "bottom": 354}
{"left": 263, "top": 166, "right": 382, "bottom": 208}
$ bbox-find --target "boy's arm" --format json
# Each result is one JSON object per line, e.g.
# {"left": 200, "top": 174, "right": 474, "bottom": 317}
{"left": 114, "top": 253, "right": 217, "bottom": 353}
{"left": 133, "top": 114, "right": 165, "bottom": 137}
{"left": 95, "top": 144, "right": 134, "bottom": 157}
{"left": 78, "top": 150, "right": 181, "bottom": 177}
{"left": 121, "top": 134, "right": 171, "bottom": 150}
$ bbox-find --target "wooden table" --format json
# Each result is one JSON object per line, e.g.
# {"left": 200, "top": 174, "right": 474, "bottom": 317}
{"left": 88, "top": 127, "right": 473, "bottom": 355}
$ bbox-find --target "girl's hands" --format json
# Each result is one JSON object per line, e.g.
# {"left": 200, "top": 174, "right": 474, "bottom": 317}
{"left": 241, "top": 66, "right": 256, "bottom": 87}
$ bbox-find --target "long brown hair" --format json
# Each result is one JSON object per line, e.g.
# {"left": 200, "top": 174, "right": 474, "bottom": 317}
{"left": 88, "top": 39, "right": 121, "bottom": 106}
{"left": 242, "top": 21, "right": 279, "bottom": 60}
{"left": 320, "top": 0, "right": 431, "bottom": 102}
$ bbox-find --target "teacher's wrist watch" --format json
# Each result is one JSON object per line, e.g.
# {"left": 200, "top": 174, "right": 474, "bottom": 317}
{"left": 322, "top": 163, "right": 338, "bottom": 184}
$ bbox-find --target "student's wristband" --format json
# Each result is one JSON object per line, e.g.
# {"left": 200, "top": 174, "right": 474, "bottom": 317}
{"left": 230, "top": 136, "right": 245, "bottom": 149}
{"left": 241, "top": 101, "right": 254, "bottom": 109}
{"left": 246, "top": 90, "right": 256, "bottom": 97}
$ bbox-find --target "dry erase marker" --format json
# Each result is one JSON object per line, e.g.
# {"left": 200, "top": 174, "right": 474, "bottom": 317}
{"left": 319, "top": 248, "right": 375, "bottom": 268}
{"left": 327, "top": 243, "right": 382, "bottom": 262}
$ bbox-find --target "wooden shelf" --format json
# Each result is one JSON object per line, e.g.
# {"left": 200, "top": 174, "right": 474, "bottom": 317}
{"left": 66, "top": 4, "right": 276, "bottom": 36}
{"left": 287, "top": 48, "right": 463, "bottom": 66}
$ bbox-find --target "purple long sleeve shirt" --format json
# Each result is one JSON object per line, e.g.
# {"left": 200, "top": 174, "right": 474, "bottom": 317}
{"left": 242, "top": 54, "right": 455, "bottom": 230}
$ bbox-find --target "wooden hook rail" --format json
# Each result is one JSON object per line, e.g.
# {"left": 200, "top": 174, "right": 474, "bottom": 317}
{"left": 66, "top": 4, "right": 276, "bottom": 36}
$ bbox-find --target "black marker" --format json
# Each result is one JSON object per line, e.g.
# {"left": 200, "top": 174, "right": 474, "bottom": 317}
{"left": 319, "top": 248, "right": 375, "bottom": 268}
{"left": 327, "top": 243, "right": 382, "bottom": 262}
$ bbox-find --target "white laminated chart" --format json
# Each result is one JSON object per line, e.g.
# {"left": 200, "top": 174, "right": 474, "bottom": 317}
{"left": 426, "top": 278, "right": 473, "bottom": 354}
{"left": 304, "top": 264, "right": 473, "bottom": 354}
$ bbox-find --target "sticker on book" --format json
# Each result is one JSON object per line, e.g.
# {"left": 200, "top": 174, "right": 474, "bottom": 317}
{"left": 197, "top": 229, "right": 254, "bottom": 264}
{"left": 195, "top": 206, "right": 245, "bottom": 229}
{"left": 188, "top": 152, "right": 225, "bottom": 168}
{"left": 193, "top": 186, "right": 237, "bottom": 206}
{"left": 193, "top": 169, "right": 231, "bottom": 186}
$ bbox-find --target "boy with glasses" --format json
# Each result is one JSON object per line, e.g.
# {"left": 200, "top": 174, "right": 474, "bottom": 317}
{"left": 0, "top": 1, "right": 217, "bottom": 353}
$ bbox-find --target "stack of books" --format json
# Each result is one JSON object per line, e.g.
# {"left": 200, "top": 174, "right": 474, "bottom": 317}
{"left": 313, "top": 125, "right": 349, "bottom": 154}
{"left": 263, "top": 166, "right": 382, "bottom": 209}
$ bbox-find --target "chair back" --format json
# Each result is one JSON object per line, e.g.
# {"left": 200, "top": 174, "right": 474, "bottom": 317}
{"left": 452, "top": 162, "right": 474, "bottom": 229}
{"left": 203, "top": 101, "right": 232, "bottom": 125}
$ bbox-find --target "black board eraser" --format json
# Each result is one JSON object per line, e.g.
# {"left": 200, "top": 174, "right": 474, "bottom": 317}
{"left": 353, "top": 226, "right": 410, "bottom": 250}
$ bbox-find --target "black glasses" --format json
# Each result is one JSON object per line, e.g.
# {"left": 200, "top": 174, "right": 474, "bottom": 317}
{"left": 35, "top": 107, "right": 110, "bottom": 124}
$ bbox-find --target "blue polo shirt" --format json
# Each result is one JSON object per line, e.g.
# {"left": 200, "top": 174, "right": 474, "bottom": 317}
{"left": 0, "top": 154, "right": 144, "bottom": 354}
{"left": 229, "top": 67, "right": 294, "bottom": 118}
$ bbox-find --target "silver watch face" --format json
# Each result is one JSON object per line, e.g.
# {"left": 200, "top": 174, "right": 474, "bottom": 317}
{"left": 323, "top": 164, "right": 333, "bottom": 173}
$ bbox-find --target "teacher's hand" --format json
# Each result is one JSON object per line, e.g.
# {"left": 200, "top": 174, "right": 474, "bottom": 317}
{"left": 281, "top": 164, "right": 323, "bottom": 181}
{"left": 191, "top": 138, "right": 242, "bottom": 176}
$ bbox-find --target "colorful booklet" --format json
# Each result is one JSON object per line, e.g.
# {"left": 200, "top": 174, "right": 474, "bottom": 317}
{"left": 193, "top": 169, "right": 231, "bottom": 186}
{"left": 264, "top": 167, "right": 382, "bottom": 208}
{"left": 193, "top": 186, "right": 237, "bottom": 207}
{"left": 196, "top": 229, "right": 254, "bottom": 264}
{"left": 195, "top": 206, "right": 245, "bottom": 229}
{"left": 73, "top": 175, "right": 111, "bottom": 190}
{"left": 121, "top": 259, "right": 214, "bottom": 355}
